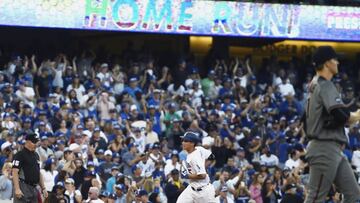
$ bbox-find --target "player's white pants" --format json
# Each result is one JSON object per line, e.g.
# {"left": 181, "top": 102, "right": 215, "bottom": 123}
{"left": 176, "top": 183, "right": 216, "bottom": 203}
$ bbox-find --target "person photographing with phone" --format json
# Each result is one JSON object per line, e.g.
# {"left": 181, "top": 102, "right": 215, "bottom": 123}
{"left": 12, "top": 133, "right": 48, "bottom": 202}
{"left": 176, "top": 131, "right": 216, "bottom": 203}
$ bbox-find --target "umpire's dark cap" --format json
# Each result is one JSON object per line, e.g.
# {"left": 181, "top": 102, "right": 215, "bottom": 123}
{"left": 25, "top": 133, "right": 40, "bottom": 143}
{"left": 181, "top": 131, "right": 199, "bottom": 143}
{"left": 313, "top": 46, "right": 338, "bottom": 67}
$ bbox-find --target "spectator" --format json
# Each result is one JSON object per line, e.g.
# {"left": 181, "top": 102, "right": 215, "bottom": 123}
{"left": 86, "top": 186, "right": 104, "bottom": 203}
{"left": 98, "top": 150, "right": 116, "bottom": 184}
{"left": 213, "top": 169, "right": 236, "bottom": 200}
{"left": 0, "top": 162, "right": 12, "bottom": 199}
{"left": 34, "top": 66, "right": 53, "bottom": 98}
{"left": 41, "top": 158, "right": 58, "bottom": 192}
{"left": 215, "top": 186, "right": 235, "bottom": 203}
{"left": 114, "top": 183, "right": 127, "bottom": 203}
{"left": 249, "top": 173, "right": 264, "bottom": 203}
{"left": 259, "top": 146, "right": 279, "bottom": 169}
{"left": 164, "top": 169, "right": 186, "bottom": 203}
{"left": 64, "top": 178, "right": 82, "bottom": 203}
{"left": 122, "top": 143, "right": 141, "bottom": 176}
{"left": 136, "top": 189, "right": 150, "bottom": 203}
{"left": 261, "top": 177, "right": 281, "bottom": 203}
{"left": 234, "top": 173, "right": 251, "bottom": 203}
{"left": 48, "top": 182, "right": 70, "bottom": 203}
{"left": 280, "top": 183, "right": 303, "bottom": 203}
{"left": 106, "top": 166, "right": 120, "bottom": 194}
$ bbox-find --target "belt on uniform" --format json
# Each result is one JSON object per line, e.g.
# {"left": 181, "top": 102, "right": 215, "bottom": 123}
{"left": 191, "top": 184, "right": 209, "bottom": 192}
{"left": 19, "top": 179, "right": 37, "bottom": 187}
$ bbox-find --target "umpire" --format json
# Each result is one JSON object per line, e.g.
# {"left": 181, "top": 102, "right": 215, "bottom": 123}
{"left": 304, "top": 46, "right": 360, "bottom": 203}
{"left": 12, "top": 133, "right": 48, "bottom": 202}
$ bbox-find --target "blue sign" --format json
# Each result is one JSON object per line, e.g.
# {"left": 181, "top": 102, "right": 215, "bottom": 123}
{"left": 0, "top": 0, "right": 359, "bottom": 41}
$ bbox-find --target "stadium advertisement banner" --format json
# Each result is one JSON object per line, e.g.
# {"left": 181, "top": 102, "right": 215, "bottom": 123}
{"left": 0, "top": 0, "right": 359, "bottom": 41}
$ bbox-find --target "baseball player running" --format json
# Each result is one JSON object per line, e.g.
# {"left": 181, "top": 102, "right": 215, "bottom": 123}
{"left": 176, "top": 131, "right": 216, "bottom": 203}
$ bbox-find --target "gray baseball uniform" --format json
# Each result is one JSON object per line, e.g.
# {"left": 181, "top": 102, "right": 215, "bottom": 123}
{"left": 304, "top": 75, "right": 360, "bottom": 203}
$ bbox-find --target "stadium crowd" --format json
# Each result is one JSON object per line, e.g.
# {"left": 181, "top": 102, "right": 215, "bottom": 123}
{"left": 0, "top": 49, "right": 359, "bottom": 203}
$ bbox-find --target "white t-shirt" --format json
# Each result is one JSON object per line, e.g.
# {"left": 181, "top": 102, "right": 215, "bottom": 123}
{"left": 352, "top": 150, "right": 360, "bottom": 171}
{"left": 215, "top": 195, "right": 235, "bottom": 203}
{"left": 285, "top": 158, "right": 300, "bottom": 169}
{"left": 145, "top": 131, "right": 159, "bottom": 145}
{"left": 183, "top": 148, "right": 210, "bottom": 188}
{"left": 138, "top": 159, "right": 155, "bottom": 178}
{"left": 164, "top": 160, "right": 181, "bottom": 177}
{"left": 278, "top": 82, "right": 295, "bottom": 97}
{"left": 213, "top": 179, "right": 235, "bottom": 201}
{"left": 130, "top": 133, "right": 146, "bottom": 154}
{"left": 40, "top": 169, "right": 58, "bottom": 192}
{"left": 65, "top": 189, "right": 82, "bottom": 203}
{"left": 85, "top": 199, "right": 104, "bottom": 203}
{"left": 189, "top": 89, "right": 204, "bottom": 107}
{"left": 66, "top": 84, "right": 86, "bottom": 101}
{"left": 260, "top": 154, "right": 279, "bottom": 167}
{"left": 15, "top": 87, "right": 35, "bottom": 108}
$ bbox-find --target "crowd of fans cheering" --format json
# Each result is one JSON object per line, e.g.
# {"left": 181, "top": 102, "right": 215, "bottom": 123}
{"left": 0, "top": 48, "right": 359, "bottom": 203}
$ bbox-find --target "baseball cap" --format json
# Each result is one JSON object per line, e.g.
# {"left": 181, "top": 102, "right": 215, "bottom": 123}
{"left": 101, "top": 63, "right": 109, "bottom": 68}
{"left": 152, "top": 142, "right": 160, "bottom": 149}
{"left": 25, "top": 133, "right": 40, "bottom": 143}
{"left": 55, "top": 131, "right": 64, "bottom": 137}
{"left": 113, "top": 152, "right": 121, "bottom": 158}
{"left": 55, "top": 182, "right": 65, "bottom": 188}
{"left": 104, "top": 150, "right": 113, "bottom": 156}
{"left": 131, "top": 165, "right": 139, "bottom": 173}
{"left": 97, "top": 149, "right": 104, "bottom": 154}
{"left": 115, "top": 184, "right": 125, "bottom": 191}
{"left": 1, "top": 142, "right": 12, "bottom": 151}
{"left": 113, "top": 124, "right": 121, "bottom": 130}
{"left": 153, "top": 89, "right": 161, "bottom": 94}
{"left": 284, "top": 183, "right": 297, "bottom": 191}
{"left": 127, "top": 143, "right": 138, "bottom": 149}
{"left": 313, "top": 46, "right": 338, "bottom": 67}
{"left": 87, "top": 161, "right": 95, "bottom": 167}
{"left": 85, "top": 170, "right": 97, "bottom": 177}
{"left": 56, "top": 140, "right": 65, "bottom": 145}
{"left": 170, "top": 169, "right": 179, "bottom": 175}
{"left": 64, "top": 147, "right": 72, "bottom": 153}
{"left": 129, "top": 77, "right": 138, "bottom": 82}
{"left": 136, "top": 189, "right": 148, "bottom": 197}
{"left": 46, "top": 132, "right": 54, "bottom": 137}
{"left": 45, "top": 158, "right": 55, "bottom": 166}
{"left": 100, "top": 191, "right": 110, "bottom": 198}
{"left": 65, "top": 178, "right": 75, "bottom": 185}
{"left": 130, "top": 104, "right": 137, "bottom": 111}
{"left": 181, "top": 131, "right": 199, "bottom": 143}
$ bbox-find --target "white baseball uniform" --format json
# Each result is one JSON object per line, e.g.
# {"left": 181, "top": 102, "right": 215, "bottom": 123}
{"left": 176, "top": 147, "right": 216, "bottom": 203}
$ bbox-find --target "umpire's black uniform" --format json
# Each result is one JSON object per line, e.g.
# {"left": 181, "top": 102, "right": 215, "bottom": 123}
{"left": 12, "top": 133, "right": 43, "bottom": 203}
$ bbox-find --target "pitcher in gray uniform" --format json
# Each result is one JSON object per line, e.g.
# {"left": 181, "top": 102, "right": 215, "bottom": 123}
{"left": 304, "top": 46, "right": 360, "bottom": 203}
